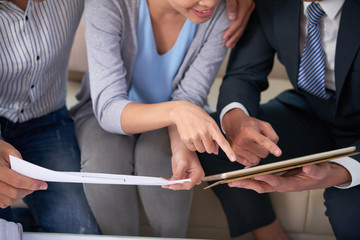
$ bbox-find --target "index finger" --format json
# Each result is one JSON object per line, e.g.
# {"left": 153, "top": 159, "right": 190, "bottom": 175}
{"left": 225, "top": 0, "right": 238, "bottom": 20}
{"left": 211, "top": 128, "right": 237, "bottom": 162}
{"left": 223, "top": 23, "right": 244, "bottom": 48}
{"left": 252, "top": 131, "right": 282, "bottom": 157}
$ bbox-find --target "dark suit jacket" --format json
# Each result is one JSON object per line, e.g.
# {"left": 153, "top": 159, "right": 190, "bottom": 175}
{"left": 218, "top": 0, "right": 360, "bottom": 157}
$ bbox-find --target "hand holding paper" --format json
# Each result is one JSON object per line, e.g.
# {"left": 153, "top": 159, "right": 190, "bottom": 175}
{"left": 10, "top": 156, "right": 190, "bottom": 186}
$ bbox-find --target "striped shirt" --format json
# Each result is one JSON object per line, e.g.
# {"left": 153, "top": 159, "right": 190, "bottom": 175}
{"left": 0, "top": 0, "right": 83, "bottom": 123}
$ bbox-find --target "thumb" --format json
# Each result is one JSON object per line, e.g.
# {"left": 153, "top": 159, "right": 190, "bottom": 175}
{"left": 171, "top": 164, "right": 187, "bottom": 181}
{"left": 303, "top": 165, "right": 316, "bottom": 175}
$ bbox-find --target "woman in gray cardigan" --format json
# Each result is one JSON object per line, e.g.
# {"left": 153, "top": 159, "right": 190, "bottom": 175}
{"left": 71, "top": 0, "right": 232, "bottom": 237}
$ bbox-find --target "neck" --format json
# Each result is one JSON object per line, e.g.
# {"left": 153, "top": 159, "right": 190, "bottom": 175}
{"left": 145, "top": 0, "right": 187, "bottom": 55}
{"left": 147, "top": 0, "right": 181, "bottom": 18}
{"left": 9, "top": 0, "right": 29, "bottom": 11}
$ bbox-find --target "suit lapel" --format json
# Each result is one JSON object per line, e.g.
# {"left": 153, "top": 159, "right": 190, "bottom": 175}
{"left": 273, "top": 0, "right": 301, "bottom": 87}
{"left": 335, "top": 0, "right": 360, "bottom": 102}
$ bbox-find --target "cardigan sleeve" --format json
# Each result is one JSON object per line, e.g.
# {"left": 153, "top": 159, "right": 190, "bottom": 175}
{"left": 85, "top": 0, "right": 133, "bottom": 135}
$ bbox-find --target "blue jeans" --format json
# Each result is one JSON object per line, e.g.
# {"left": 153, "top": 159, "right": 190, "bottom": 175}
{"left": 0, "top": 106, "right": 101, "bottom": 234}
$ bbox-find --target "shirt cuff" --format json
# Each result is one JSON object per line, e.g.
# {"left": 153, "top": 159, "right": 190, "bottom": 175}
{"left": 219, "top": 102, "right": 249, "bottom": 134}
{"left": 330, "top": 157, "right": 360, "bottom": 189}
{"left": 98, "top": 100, "right": 132, "bottom": 135}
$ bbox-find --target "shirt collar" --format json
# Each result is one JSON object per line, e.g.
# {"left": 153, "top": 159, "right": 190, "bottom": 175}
{"left": 303, "top": 0, "right": 345, "bottom": 19}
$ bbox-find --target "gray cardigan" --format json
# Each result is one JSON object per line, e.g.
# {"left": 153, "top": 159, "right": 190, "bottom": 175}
{"left": 70, "top": 0, "right": 231, "bottom": 135}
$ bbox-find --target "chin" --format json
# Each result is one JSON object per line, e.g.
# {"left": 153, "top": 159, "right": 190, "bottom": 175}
{"left": 189, "top": 16, "right": 211, "bottom": 24}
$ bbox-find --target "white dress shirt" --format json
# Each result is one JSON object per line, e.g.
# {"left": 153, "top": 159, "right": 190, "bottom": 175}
{"left": 220, "top": 0, "right": 360, "bottom": 188}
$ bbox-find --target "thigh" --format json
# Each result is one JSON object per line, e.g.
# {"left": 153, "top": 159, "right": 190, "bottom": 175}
{"left": 14, "top": 108, "right": 100, "bottom": 233}
{"left": 75, "top": 114, "right": 139, "bottom": 235}
{"left": 0, "top": 207, "right": 13, "bottom": 222}
{"left": 135, "top": 128, "right": 192, "bottom": 237}
{"left": 198, "top": 151, "right": 276, "bottom": 237}
{"left": 258, "top": 99, "right": 336, "bottom": 163}
{"left": 323, "top": 137, "right": 360, "bottom": 239}
{"left": 134, "top": 128, "right": 172, "bottom": 178}
{"left": 75, "top": 114, "right": 136, "bottom": 174}
{"left": 264, "top": 99, "right": 360, "bottom": 238}
{"left": 15, "top": 107, "right": 82, "bottom": 171}
{"left": 324, "top": 185, "right": 360, "bottom": 240}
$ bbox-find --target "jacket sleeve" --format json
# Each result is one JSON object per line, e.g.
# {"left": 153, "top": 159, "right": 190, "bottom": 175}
{"left": 217, "top": 9, "right": 276, "bottom": 117}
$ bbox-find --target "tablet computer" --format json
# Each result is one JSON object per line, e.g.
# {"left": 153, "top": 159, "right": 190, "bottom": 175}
{"left": 202, "top": 146, "right": 358, "bottom": 189}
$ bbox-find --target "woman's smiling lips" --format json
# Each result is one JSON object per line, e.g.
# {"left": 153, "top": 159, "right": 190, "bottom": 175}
{"left": 191, "top": 7, "right": 215, "bottom": 18}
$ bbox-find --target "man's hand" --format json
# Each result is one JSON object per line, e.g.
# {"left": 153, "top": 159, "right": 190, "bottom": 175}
{"left": 222, "top": 108, "right": 282, "bottom": 167}
{"left": 228, "top": 162, "right": 352, "bottom": 193}
{"left": 224, "top": 0, "right": 255, "bottom": 48}
{"left": 0, "top": 140, "right": 47, "bottom": 208}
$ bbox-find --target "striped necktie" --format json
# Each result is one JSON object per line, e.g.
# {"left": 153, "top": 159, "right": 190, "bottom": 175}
{"left": 297, "top": 3, "right": 327, "bottom": 99}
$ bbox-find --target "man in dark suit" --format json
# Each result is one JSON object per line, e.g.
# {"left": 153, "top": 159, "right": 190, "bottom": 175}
{"left": 199, "top": 0, "right": 360, "bottom": 239}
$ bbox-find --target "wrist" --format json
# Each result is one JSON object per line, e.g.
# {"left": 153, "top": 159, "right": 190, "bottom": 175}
{"left": 222, "top": 108, "right": 246, "bottom": 133}
{"left": 168, "top": 101, "right": 188, "bottom": 125}
{"left": 168, "top": 125, "right": 186, "bottom": 152}
{"left": 329, "top": 162, "right": 352, "bottom": 186}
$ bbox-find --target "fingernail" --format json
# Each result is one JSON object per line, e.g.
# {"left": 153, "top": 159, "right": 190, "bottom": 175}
{"left": 303, "top": 166, "right": 312, "bottom": 174}
{"left": 274, "top": 149, "right": 281, "bottom": 156}
{"left": 39, "top": 184, "right": 47, "bottom": 190}
{"left": 229, "top": 13, "right": 236, "bottom": 20}
{"left": 229, "top": 153, "right": 236, "bottom": 162}
{"left": 230, "top": 43, "right": 236, "bottom": 48}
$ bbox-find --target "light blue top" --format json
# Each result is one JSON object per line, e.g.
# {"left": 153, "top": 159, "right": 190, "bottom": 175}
{"left": 128, "top": 0, "right": 198, "bottom": 104}
{"left": 71, "top": 0, "right": 230, "bottom": 135}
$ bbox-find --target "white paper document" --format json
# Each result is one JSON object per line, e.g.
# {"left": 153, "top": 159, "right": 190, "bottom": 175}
{"left": 10, "top": 156, "right": 190, "bottom": 186}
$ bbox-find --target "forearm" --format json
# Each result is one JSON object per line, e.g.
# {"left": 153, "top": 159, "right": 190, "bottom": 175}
{"left": 121, "top": 101, "right": 186, "bottom": 134}
{"left": 122, "top": 100, "right": 236, "bottom": 161}
{"left": 168, "top": 125, "right": 186, "bottom": 153}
